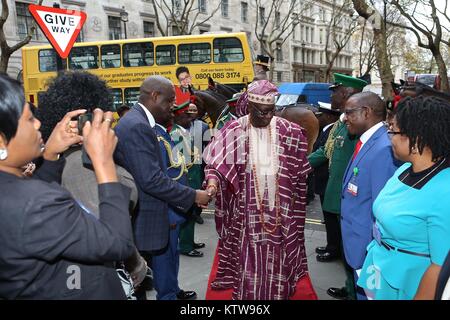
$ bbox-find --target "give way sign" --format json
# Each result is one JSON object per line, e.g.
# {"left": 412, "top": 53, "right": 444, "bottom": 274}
{"left": 29, "top": 4, "right": 87, "bottom": 59}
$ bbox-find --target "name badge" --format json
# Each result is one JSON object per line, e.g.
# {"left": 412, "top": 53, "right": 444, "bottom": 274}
{"left": 347, "top": 182, "right": 358, "bottom": 196}
{"left": 372, "top": 223, "right": 382, "bottom": 245}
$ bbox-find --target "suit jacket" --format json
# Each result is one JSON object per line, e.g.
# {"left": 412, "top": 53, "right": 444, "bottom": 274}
{"left": 340, "top": 125, "right": 399, "bottom": 269}
{"left": 114, "top": 103, "right": 196, "bottom": 252}
{"left": 0, "top": 158, "right": 134, "bottom": 299}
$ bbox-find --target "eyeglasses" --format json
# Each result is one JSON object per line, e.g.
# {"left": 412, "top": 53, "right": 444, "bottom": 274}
{"left": 387, "top": 130, "right": 404, "bottom": 136}
{"left": 343, "top": 106, "right": 365, "bottom": 116}
{"left": 253, "top": 106, "right": 276, "bottom": 116}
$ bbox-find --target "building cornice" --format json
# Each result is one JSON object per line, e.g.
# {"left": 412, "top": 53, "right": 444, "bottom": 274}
{"left": 61, "top": 0, "right": 86, "bottom": 7}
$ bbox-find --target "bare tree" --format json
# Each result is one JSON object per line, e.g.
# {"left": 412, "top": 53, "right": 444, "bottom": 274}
{"left": 352, "top": 0, "right": 395, "bottom": 99}
{"left": 253, "top": 0, "right": 310, "bottom": 81}
{"left": 389, "top": 0, "right": 450, "bottom": 93}
{"left": 354, "top": 1, "right": 405, "bottom": 80}
{"left": 151, "top": 0, "right": 222, "bottom": 36}
{"left": 0, "top": 0, "right": 44, "bottom": 73}
{"left": 324, "top": 0, "right": 359, "bottom": 82}
{"left": 354, "top": 20, "right": 377, "bottom": 77}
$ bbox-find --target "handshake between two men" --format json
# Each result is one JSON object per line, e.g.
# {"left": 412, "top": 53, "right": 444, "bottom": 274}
{"left": 194, "top": 179, "right": 219, "bottom": 209}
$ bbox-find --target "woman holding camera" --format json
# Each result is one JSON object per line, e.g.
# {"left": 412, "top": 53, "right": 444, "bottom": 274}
{"left": 0, "top": 74, "right": 134, "bottom": 299}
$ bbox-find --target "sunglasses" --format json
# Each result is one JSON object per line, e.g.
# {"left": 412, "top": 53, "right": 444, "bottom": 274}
{"left": 252, "top": 105, "right": 276, "bottom": 116}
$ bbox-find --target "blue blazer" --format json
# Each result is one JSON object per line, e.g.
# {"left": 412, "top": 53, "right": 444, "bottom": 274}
{"left": 114, "top": 104, "right": 196, "bottom": 252}
{"left": 340, "top": 125, "right": 399, "bottom": 269}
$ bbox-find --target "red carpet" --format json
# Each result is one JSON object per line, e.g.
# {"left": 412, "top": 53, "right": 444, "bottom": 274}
{"left": 205, "top": 245, "right": 318, "bottom": 300}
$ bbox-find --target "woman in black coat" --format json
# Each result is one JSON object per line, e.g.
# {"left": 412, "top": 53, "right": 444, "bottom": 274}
{"left": 0, "top": 74, "right": 134, "bottom": 299}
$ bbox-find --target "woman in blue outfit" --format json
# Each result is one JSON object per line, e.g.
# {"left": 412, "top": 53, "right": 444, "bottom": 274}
{"left": 357, "top": 96, "right": 450, "bottom": 300}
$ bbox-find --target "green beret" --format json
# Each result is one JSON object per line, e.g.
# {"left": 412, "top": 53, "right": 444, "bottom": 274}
{"left": 329, "top": 73, "right": 368, "bottom": 90}
{"left": 171, "top": 100, "right": 189, "bottom": 111}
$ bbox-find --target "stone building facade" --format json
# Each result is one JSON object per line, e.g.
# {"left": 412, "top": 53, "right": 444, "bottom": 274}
{"left": 3, "top": 0, "right": 353, "bottom": 83}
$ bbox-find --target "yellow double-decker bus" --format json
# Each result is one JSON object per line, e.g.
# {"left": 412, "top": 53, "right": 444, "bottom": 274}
{"left": 21, "top": 32, "right": 254, "bottom": 109}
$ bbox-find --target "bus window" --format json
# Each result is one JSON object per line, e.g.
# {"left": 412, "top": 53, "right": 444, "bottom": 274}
{"left": 178, "top": 43, "right": 211, "bottom": 64}
{"left": 156, "top": 45, "right": 175, "bottom": 65}
{"left": 39, "top": 49, "right": 67, "bottom": 72}
{"left": 213, "top": 37, "right": 244, "bottom": 63}
{"left": 124, "top": 87, "right": 140, "bottom": 106}
{"left": 101, "top": 45, "right": 121, "bottom": 68}
{"left": 123, "top": 42, "right": 154, "bottom": 67}
{"left": 111, "top": 88, "right": 123, "bottom": 110}
{"left": 69, "top": 46, "right": 99, "bottom": 70}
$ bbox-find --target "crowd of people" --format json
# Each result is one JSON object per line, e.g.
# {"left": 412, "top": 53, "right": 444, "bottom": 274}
{"left": 0, "top": 54, "right": 449, "bottom": 300}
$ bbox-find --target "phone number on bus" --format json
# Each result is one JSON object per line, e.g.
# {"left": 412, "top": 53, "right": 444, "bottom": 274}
{"left": 195, "top": 72, "right": 241, "bottom": 80}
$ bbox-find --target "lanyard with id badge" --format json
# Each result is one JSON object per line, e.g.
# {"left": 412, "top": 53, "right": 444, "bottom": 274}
{"left": 347, "top": 167, "right": 359, "bottom": 196}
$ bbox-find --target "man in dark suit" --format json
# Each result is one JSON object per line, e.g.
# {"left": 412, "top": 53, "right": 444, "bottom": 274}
{"left": 114, "top": 76, "right": 211, "bottom": 300}
{"left": 313, "top": 102, "right": 342, "bottom": 262}
{"left": 340, "top": 92, "right": 399, "bottom": 300}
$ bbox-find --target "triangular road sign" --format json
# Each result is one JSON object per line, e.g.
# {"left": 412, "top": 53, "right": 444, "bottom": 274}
{"left": 29, "top": 4, "right": 87, "bottom": 59}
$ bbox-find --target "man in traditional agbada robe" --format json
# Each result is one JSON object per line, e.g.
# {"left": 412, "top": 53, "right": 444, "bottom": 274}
{"left": 203, "top": 80, "right": 314, "bottom": 300}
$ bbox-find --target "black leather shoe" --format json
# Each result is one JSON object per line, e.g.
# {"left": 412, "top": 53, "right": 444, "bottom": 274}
{"left": 316, "top": 252, "right": 340, "bottom": 262}
{"left": 195, "top": 215, "right": 204, "bottom": 224}
{"left": 193, "top": 242, "right": 205, "bottom": 249}
{"left": 177, "top": 290, "right": 197, "bottom": 300}
{"left": 327, "top": 287, "right": 349, "bottom": 300}
{"left": 181, "top": 249, "right": 204, "bottom": 257}
{"left": 315, "top": 246, "right": 328, "bottom": 254}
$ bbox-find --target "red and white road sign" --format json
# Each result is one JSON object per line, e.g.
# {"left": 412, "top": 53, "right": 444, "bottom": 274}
{"left": 29, "top": 4, "right": 87, "bottom": 59}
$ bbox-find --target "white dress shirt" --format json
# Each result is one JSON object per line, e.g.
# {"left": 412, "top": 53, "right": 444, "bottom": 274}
{"left": 359, "top": 121, "right": 384, "bottom": 148}
{"left": 138, "top": 103, "right": 156, "bottom": 128}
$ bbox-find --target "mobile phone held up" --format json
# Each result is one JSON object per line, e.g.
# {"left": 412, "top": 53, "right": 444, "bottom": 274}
{"left": 78, "top": 112, "right": 93, "bottom": 134}
{"left": 77, "top": 112, "right": 93, "bottom": 168}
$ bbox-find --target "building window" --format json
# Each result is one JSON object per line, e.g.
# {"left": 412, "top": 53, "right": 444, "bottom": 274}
{"left": 143, "top": 21, "right": 155, "bottom": 38}
{"left": 277, "top": 71, "right": 282, "bottom": 82}
{"left": 319, "top": 29, "right": 323, "bottom": 44}
{"left": 241, "top": 2, "right": 248, "bottom": 23}
{"left": 259, "top": 7, "right": 265, "bottom": 26}
{"left": 276, "top": 45, "right": 283, "bottom": 62}
{"left": 292, "top": 24, "right": 296, "bottom": 40}
{"left": 16, "top": 2, "right": 40, "bottom": 40}
{"left": 275, "top": 11, "right": 281, "bottom": 28}
{"left": 320, "top": 51, "right": 323, "bottom": 65}
{"left": 305, "top": 26, "right": 310, "bottom": 43}
{"left": 222, "top": 0, "right": 229, "bottom": 18}
{"left": 300, "top": 25, "right": 304, "bottom": 41}
{"left": 311, "top": 28, "right": 314, "bottom": 44}
{"left": 108, "top": 16, "right": 122, "bottom": 40}
{"left": 198, "top": 0, "right": 207, "bottom": 13}
{"left": 172, "top": 25, "right": 180, "bottom": 36}
{"left": 199, "top": 28, "right": 209, "bottom": 34}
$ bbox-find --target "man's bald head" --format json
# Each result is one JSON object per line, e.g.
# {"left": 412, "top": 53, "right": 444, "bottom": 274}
{"left": 348, "top": 92, "right": 386, "bottom": 120}
{"left": 139, "top": 76, "right": 173, "bottom": 103}
{"left": 138, "top": 76, "right": 176, "bottom": 126}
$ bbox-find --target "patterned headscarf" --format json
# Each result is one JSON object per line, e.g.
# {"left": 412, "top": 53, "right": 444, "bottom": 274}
{"left": 235, "top": 80, "right": 279, "bottom": 117}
